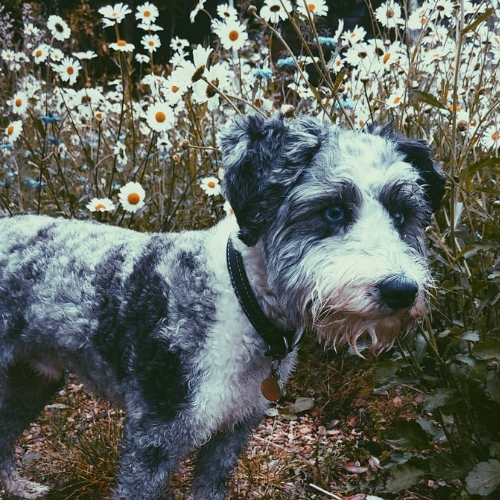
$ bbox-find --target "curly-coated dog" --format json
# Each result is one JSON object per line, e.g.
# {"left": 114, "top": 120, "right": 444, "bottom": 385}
{"left": 0, "top": 113, "right": 445, "bottom": 499}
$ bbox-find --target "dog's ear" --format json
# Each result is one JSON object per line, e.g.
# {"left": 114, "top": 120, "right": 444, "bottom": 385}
{"left": 219, "top": 113, "right": 322, "bottom": 246}
{"left": 394, "top": 137, "right": 446, "bottom": 213}
{"left": 369, "top": 123, "right": 446, "bottom": 213}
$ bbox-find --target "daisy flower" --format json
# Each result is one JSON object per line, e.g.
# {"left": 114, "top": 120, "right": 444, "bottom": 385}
{"left": 86, "top": 197, "right": 115, "bottom": 212}
{"left": 141, "top": 34, "right": 161, "bottom": 53}
{"left": 11, "top": 91, "right": 29, "bottom": 115}
{"left": 213, "top": 20, "right": 248, "bottom": 51}
{"left": 24, "top": 23, "right": 40, "bottom": 36}
{"left": 386, "top": 91, "right": 405, "bottom": 108}
{"left": 33, "top": 44, "right": 50, "bottom": 63}
{"left": 297, "top": 0, "right": 328, "bottom": 18}
{"left": 74, "top": 51, "right": 98, "bottom": 60}
{"left": 47, "top": 15, "right": 71, "bottom": 41}
{"left": 109, "top": 40, "right": 135, "bottom": 52}
{"left": 50, "top": 48, "right": 64, "bottom": 62}
{"left": 217, "top": 3, "right": 238, "bottom": 19}
{"left": 342, "top": 25, "right": 367, "bottom": 45}
{"left": 170, "top": 36, "right": 189, "bottom": 52}
{"left": 99, "top": 2, "right": 132, "bottom": 27}
{"left": 374, "top": 1, "right": 404, "bottom": 29}
{"left": 260, "top": 0, "right": 292, "bottom": 23}
{"left": 200, "top": 176, "right": 221, "bottom": 196}
{"left": 162, "top": 70, "right": 189, "bottom": 105}
{"left": 135, "top": 53, "right": 150, "bottom": 64}
{"left": 53, "top": 57, "right": 82, "bottom": 85}
{"left": 407, "top": 7, "right": 431, "bottom": 30}
{"left": 113, "top": 141, "right": 128, "bottom": 165}
{"left": 481, "top": 124, "right": 500, "bottom": 150}
{"left": 135, "top": 2, "right": 159, "bottom": 24}
{"left": 146, "top": 102, "right": 175, "bottom": 132}
{"left": 119, "top": 182, "right": 146, "bottom": 212}
{"left": 176, "top": 45, "right": 213, "bottom": 84}
{"left": 5, "top": 120, "right": 23, "bottom": 143}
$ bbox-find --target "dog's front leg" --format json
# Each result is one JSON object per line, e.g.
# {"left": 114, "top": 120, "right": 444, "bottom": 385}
{"left": 191, "top": 410, "right": 263, "bottom": 500}
{"left": 113, "top": 419, "right": 187, "bottom": 500}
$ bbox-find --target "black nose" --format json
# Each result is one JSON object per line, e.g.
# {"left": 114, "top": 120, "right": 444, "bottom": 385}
{"left": 378, "top": 276, "right": 419, "bottom": 310}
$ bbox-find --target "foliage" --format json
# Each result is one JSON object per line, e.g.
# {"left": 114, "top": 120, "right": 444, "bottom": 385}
{"left": 1, "top": 0, "right": 500, "bottom": 498}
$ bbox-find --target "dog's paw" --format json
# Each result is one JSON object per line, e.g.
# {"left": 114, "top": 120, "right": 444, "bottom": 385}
{"left": 4, "top": 473, "right": 49, "bottom": 499}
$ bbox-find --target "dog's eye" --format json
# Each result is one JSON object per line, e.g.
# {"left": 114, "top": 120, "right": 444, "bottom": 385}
{"left": 324, "top": 205, "right": 345, "bottom": 222}
{"left": 393, "top": 211, "right": 405, "bottom": 227}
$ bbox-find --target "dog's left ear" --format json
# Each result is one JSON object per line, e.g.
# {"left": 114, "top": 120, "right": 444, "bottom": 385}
{"left": 370, "top": 123, "right": 446, "bottom": 213}
{"left": 395, "top": 137, "right": 446, "bottom": 213}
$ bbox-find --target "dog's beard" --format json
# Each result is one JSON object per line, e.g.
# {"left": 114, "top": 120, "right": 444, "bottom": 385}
{"left": 306, "top": 291, "right": 427, "bottom": 356}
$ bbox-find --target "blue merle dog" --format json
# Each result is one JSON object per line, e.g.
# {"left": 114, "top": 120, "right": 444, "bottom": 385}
{"left": 0, "top": 113, "right": 445, "bottom": 499}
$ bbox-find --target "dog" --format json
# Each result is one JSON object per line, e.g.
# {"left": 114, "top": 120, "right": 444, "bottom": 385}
{"left": 0, "top": 113, "right": 445, "bottom": 499}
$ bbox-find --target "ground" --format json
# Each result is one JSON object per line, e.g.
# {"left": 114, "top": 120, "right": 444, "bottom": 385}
{"left": 1, "top": 338, "right": 431, "bottom": 500}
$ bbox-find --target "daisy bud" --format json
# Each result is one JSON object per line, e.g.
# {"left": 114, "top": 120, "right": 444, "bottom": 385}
{"left": 247, "top": 5, "right": 258, "bottom": 16}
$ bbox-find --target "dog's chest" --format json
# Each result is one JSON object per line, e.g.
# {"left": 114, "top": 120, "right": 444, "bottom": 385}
{"left": 189, "top": 292, "right": 295, "bottom": 432}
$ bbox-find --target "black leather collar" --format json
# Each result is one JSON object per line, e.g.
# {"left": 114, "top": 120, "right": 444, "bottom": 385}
{"left": 226, "top": 237, "right": 298, "bottom": 360}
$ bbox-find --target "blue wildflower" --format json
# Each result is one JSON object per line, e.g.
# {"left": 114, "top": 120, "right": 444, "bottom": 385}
{"left": 334, "top": 97, "right": 356, "bottom": 110}
{"left": 318, "top": 36, "right": 337, "bottom": 47}
{"left": 23, "top": 177, "right": 46, "bottom": 187}
{"left": 253, "top": 68, "right": 274, "bottom": 79}
{"left": 41, "top": 114, "right": 61, "bottom": 124}
{"left": 276, "top": 57, "right": 296, "bottom": 69}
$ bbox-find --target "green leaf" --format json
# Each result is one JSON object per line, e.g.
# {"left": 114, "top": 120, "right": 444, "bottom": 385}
{"left": 282, "top": 397, "right": 315, "bottom": 414}
{"left": 430, "top": 452, "right": 473, "bottom": 480}
{"left": 461, "top": 7, "right": 495, "bottom": 35}
{"left": 464, "top": 157, "right": 500, "bottom": 176}
{"left": 473, "top": 340, "right": 500, "bottom": 361}
{"left": 408, "top": 89, "right": 447, "bottom": 110}
{"left": 486, "top": 376, "right": 500, "bottom": 404}
{"left": 424, "top": 388, "right": 460, "bottom": 412}
{"left": 383, "top": 420, "right": 430, "bottom": 451}
{"left": 466, "top": 459, "right": 500, "bottom": 495}
{"left": 385, "top": 464, "right": 424, "bottom": 493}
{"left": 373, "top": 360, "right": 399, "bottom": 385}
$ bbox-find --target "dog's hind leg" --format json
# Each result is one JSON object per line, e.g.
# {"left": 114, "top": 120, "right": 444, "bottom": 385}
{"left": 191, "top": 411, "right": 262, "bottom": 500}
{"left": 0, "top": 361, "right": 64, "bottom": 499}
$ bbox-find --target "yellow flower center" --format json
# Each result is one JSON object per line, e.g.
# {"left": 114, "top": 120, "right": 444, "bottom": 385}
{"left": 393, "top": 96, "right": 401, "bottom": 104}
{"left": 128, "top": 193, "right": 141, "bottom": 205}
{"left": 95, "top": 203, "right": 105, "bottom": 210}
{"left": 144, "top": 10, "right": 151, "bottom": 17}
{"left": 67, "top": 66, "right": 74, "bottom": 75}
{"left": 35, "top": 49, "right": 42, "bottom": 57}
{"left": 15, "top": 98, "right": 23, "bottom": 107}
{"left": 229, "top": 30, "right": 239, "bottom": 41}
{"left": 307, "top": 3, "right": 316, "bottom": 12}
{"left": 383, "top": 53, "right": 391, "bottom": 63}
{"left": 148, "top": 40, "right": 154, "bottom": 46}
{"left": 155, "top": 111, "right": 166, "bottom": 123}
{"left": 172, "top": 85, "right": 180, "bottom": 93}
{"left": 117, "top": 39, "right": 127, "bottom": 46}
{"left": 492, "top": 131, "right": 500, "bottom": 140}
{"left": 7, "top": 125, "right": 14, "bottom": 135}
{"left": 208, "top": 181, "right": 216, "bottom": 189}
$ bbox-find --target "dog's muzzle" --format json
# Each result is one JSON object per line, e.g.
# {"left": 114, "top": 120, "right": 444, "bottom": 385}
{"left": 377, "top": 275, "right": 419, "bottom": 310}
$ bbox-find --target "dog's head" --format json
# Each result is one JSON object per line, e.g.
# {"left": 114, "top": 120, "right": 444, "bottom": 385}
{"left": 219, "top": 113, "right": 445, "bottom": 354}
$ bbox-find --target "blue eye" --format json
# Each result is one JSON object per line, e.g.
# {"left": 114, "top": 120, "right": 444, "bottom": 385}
{"left": 325, "top": 205, "right": 345, "bottom": 222}
{"left": 393, "top": 211, "right": 405, "bottom": 226}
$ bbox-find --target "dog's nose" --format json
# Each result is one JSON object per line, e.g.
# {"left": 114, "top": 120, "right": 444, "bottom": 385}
{"left": 377, "top": 276, "right": 419, "bottom": 310}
